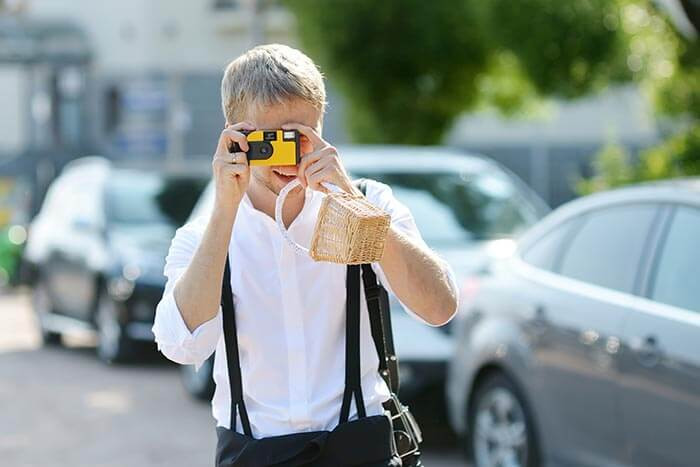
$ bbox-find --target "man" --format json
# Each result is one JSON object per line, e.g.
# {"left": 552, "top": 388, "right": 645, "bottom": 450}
{"left": 152, "top": 44, "right": 458, "bottom": 465}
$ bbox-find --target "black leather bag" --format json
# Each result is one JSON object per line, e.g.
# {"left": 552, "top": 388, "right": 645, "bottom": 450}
{"left": 215, "top": 411, "right": 398, "bottom": 467}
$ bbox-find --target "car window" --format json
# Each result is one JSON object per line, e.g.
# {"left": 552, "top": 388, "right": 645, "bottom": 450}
{"left": 651, "top": 207, "right": 700, "bottom": 312}
{"left": 520, "top": 218, "right": 577, "bottom": 271}
{"left": 105, "top": 170, "right": 207, "bottom": 227}
{"left": 350, "top": 169, "right": 541, "bottom": 245}
{"left": 558, "top": 204, "right": 658, "bottom": 294}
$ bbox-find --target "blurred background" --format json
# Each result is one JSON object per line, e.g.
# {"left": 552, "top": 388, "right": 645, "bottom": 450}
{"left": 1, "top": 0, "right": 698, "bottom": 466}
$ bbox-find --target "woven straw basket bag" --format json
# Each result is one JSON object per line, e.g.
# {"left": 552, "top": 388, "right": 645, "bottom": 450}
{"left": 275, "top": 179, "right": 391, "bottom": 264}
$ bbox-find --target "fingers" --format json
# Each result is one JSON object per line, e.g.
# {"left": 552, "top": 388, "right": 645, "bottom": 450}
{"left": 216, "top": 151, "right": 249, "bottom": 165}
{"left": 222, "top": 163, "right": 249, "bottom": 176}
{"left": 216, "top": 122, "right": 255, "bottom": 154}
{"left": 226, "top": 121, "right": 255, "bottom": 131}
{"left": 307, "top": 166, "right": 336, "bottom": 193}
{"left": 212, "top": 151, "right": 249, "bottom": 178}
{"left": 213, "top": 158, "right": 249, "bottom": 187}
{"left": 282, "top": 122, "right": 324, "bottom": 150}
{"left": 304, "top": 150, "right": 342, "bottom": 192}
{"left": 296, "top": 146, "right": 328, "bottom": 187}
{"left": 298, "top": 146, "right": 337, "bottom": 187}
{"left": 302, "top": 150, "right": 331, "bottom": 180}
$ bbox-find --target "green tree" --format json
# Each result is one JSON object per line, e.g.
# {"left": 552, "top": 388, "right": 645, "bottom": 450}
{"left": 576, "top": 1, "right": 700, "bottom": 192}
{"left": 286, "top": 0, "right": 488, "bottom": 144}
{"left": 577, "top": 142, "right": 635, "bottom": 195}
{"left": 285, "top": 1, "right": 644, "bottom": 144}
{"left": 287, "top": 0, "right": 698, "bottom": 169}
{"left": 485, "top": 0, "right": 631, "bottom": 98}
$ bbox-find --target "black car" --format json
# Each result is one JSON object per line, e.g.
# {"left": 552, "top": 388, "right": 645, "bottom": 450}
{"left": 23, "top": 156, "right": 208, "bottom": 363}
{"left": 447, "top": 179, "right": 700, "bottom": 467}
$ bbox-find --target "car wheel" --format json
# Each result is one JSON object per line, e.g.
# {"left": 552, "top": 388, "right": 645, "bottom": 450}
{"left": 469, "top": 372, "right": 540, "bottom": 467}
{"left": 180, "top": 356, "right": 215, "bottom": 401}
{"left": 31, "top": 279, "right": 62, "bottom": 345}
{"left": 96, "top": 288, "right": 135, "bottom": 364}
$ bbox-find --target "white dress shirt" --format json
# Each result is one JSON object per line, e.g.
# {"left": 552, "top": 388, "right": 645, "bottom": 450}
{"left": 152, "top": 179, "right": 458, "bottom": 438}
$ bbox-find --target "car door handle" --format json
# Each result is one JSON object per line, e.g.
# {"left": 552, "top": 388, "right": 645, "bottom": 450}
{"left": 533, "top": 305, "right": 546, "bottom": 321}
{"left": 531, "top": 305, "right": 547, "bottom": 337}
{"left": 630, "top": 335, "right": 662, "bottom": 368}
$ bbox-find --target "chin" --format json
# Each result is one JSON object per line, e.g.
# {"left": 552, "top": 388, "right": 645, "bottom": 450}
{"left": 270, "top": 168, "right": 298, "bottom": 192}
{"left": 252, "top": 167, "right": 301, "bottom": 196}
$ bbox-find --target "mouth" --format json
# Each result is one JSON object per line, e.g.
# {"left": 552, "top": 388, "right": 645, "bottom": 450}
{"left": 272, "top": 168, "right": 298, "bottom": 185}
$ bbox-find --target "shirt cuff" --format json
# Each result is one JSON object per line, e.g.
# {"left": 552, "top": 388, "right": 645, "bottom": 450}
{"left": 152, "top": 289, "right": 222, "bottom": 370}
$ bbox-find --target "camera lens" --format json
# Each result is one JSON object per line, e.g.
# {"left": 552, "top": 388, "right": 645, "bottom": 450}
{"left": 259, "top": 142, "right": 272, "bottom": 156}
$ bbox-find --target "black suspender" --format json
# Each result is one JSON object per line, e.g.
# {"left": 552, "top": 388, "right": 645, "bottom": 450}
{"left": 220, "top": 255, "right": 375, "bottom": 433}
{"left": 338, "top": 264, "right": 366, "bottom": 423}
{"left": 221, "top": 257, "right": 253, "bottom": 436}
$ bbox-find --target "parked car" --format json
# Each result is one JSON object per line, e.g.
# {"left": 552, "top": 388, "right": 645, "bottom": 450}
{"left": 23, "top": 156, "right": 208, "bottom": 363}
{"left": 178, "top": 145, "right": 548, "bottom": 401}
{"left": 447, "top": 179, "right": 700, "bottom": 467}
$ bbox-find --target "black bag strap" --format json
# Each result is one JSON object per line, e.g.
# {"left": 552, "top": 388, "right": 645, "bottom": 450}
{"left": 361, "top": 264, "right": 400, "bottom": 393}
{"left": 355, "top": 179, "right": 400, "bottom": 393}
{"left": 221, "top": 255, "right": 253, "bottom": 436}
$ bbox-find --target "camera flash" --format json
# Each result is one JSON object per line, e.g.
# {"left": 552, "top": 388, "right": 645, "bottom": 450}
{"left": 283, "top": 131, "right": 295, "bottom": 140}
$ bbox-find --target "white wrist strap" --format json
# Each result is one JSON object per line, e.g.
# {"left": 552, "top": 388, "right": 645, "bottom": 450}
{"left": 275, "top": 179, "right": 342, "bottom": 257}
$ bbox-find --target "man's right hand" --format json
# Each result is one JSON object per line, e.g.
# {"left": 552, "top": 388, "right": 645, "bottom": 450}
{"left": 212, "top": 121, "right": 255, "bottom": 208}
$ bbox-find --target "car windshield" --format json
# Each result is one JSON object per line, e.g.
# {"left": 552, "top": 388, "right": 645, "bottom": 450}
{"left": 105, "top": 170, "right": 207, "bottom": 227}
{"left": 351, "top": 169, "right": 540, "bottom": 245}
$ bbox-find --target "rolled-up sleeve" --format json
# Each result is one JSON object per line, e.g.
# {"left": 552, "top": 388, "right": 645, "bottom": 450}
{"left": 364, "top": 180, "right": 459, "bottom": 327}
{"left": 152, "top": 220, "right": 223, "bottom": 370}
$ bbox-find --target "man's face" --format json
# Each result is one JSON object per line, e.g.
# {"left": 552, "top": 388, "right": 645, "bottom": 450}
{"left": 236, "top": 98, "right": 321, "bottom": 195}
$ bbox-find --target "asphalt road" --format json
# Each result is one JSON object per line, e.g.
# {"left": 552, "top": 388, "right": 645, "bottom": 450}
{"left": 0, "top": 288, "right": 468, "bottom": 467}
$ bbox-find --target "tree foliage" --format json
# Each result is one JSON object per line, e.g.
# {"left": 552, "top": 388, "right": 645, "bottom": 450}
{"left": 577, "top": 142, "right": 635, "bottom": 195}
{"left": 576, "top": 1, "right": 700, "bottom": 192}
{"left": 286, "top": 0, "right": 487, "bottom": 144}
{"left": 286, "top": 0, "right": 699, "bottom": 166}
{"left": 486, "top": 0, "right": 631, "bottom": 98}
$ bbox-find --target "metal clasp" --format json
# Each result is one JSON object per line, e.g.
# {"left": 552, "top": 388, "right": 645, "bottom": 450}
{"left": 385, "top": 394, "right": 422, "bottom": 458}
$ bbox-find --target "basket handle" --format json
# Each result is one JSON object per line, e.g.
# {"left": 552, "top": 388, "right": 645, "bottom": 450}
{"left": 275, "top": 179, "right": 341, "bottom": 257}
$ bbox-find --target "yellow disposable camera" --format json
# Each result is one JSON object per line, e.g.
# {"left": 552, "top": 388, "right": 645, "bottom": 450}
{"left": 229, "top": 129, "right": 300, "bottom": 166}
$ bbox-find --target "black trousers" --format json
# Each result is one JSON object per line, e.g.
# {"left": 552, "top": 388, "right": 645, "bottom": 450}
{"left": 215, "top": 414, "right": 402, "bottom": 467}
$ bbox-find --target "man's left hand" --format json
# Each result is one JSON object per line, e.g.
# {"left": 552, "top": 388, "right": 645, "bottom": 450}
{"left": 282, "top": 123, "right": 359, "bottom": 195}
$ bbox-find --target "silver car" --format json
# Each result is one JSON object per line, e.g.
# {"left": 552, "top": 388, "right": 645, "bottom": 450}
{"left": 179, "top": 145, "right": 548, "bottom": 401}
{"left": 447, "top": 179, "right": 700, "bottom": 467}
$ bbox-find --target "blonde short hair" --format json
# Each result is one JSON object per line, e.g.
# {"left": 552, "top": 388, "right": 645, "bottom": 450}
{"left": 221, "top": 43, "right": 327, "bottom": 123}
